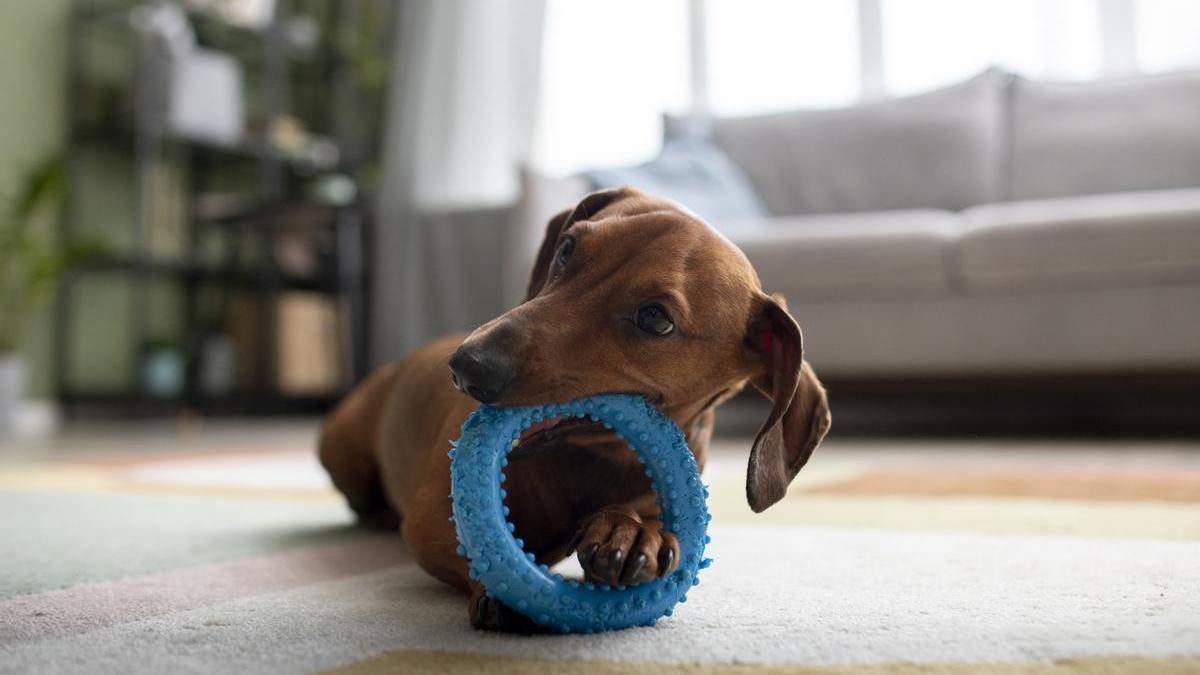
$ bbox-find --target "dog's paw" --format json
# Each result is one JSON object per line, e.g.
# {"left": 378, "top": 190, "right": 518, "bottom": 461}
{"left": 469, "top": 586, "right": 548, "bottom": 634}
{"left": 572, "top": 509, "right": 680, "bottom": 587}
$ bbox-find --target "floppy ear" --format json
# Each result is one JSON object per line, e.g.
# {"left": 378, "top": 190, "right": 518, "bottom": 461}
{"left": 525, "top": 187, "right": 633, "bottom": 301}
{"left": 525, "top": 208, "right": 572, "bottom": 301}
{"left": 745, "top": 294, "right": 831, "bottom": 513}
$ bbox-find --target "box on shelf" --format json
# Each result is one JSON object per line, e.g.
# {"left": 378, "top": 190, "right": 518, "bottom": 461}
{"left": 225, "top": 291, "right": 347, "bottom": 395}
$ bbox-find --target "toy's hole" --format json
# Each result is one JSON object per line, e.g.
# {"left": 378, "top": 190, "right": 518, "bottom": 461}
{"left": 503, "top": 412, "right": 658, "bottom": 583}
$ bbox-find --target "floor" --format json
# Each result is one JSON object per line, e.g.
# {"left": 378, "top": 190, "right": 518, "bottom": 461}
{"left": 1, "top": 421, "right": 1198, "bottom": 673}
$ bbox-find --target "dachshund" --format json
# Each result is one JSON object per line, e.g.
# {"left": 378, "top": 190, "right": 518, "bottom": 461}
{"left": 318, "top": 187, "right": 830, "bottom": 632}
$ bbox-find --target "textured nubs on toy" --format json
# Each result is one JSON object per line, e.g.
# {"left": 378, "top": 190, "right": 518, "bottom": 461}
{"left": 449, "top": 393, "right": 712, "bottom": 633}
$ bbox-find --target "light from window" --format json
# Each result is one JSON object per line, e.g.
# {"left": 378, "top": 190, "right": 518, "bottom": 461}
{"left": 705, "top": 0, "right": 860, "bottom": 115}
{"left": 530, "top": 0, "right": 690, "bottom": 176}
{"left": 1136, "top": 0, "right": 1200, "bottom": 73}
{"left": 882, "top": 0, "right": 1101, "bottom": 95}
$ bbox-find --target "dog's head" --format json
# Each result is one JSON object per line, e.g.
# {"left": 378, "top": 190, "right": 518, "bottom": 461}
{"left": 450, "top": 187, "right": 830, "bottom": 512}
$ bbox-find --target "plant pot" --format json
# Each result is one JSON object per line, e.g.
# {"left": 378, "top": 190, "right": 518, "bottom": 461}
{"left": 0, "top": 353, "right": 26, "bottom": 438}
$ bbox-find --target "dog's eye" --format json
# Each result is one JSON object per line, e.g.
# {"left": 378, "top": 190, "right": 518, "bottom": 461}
{"left": 635, "top": 303, "right": 674, "bottom": 336}
{"left": 552, "top": 236, "right": 575, "bottom": 276}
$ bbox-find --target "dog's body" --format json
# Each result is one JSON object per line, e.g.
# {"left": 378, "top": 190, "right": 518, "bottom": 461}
{"left": 319, "top": 188, "right": 830, "bottom": 631}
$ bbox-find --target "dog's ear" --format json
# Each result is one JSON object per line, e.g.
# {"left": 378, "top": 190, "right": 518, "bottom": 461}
{"left": 525, "top": 187, "right": 633, "bottom": 301}
{"left": 744, "top": 293, "right": 831, "bottom": 513}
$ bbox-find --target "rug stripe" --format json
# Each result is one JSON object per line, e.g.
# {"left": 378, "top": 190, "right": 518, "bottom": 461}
{"left": 0, "top": 490, "right": 364, "bottom": 599}
{"left": 808, "top": 469, "right": 1200, "bottom": 503}
{"left": 0, "top": 463, "right": 337, "bottom": 502}
{"left": 705, "top": 478, "right": 1200, "bottom": 540}
{"left": 0, "top": 534, "right": 409, "bottom": 645}
{"left": 324, "top": 649, "right": 1200, "bottom": 675}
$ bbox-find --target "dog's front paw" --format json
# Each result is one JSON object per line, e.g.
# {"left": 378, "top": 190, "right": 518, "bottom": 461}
{"left": 469, "top": 586, "right": 548, "bottom": 634}
{"left": 572, "top": 509, "right": 680, "bottom": 587}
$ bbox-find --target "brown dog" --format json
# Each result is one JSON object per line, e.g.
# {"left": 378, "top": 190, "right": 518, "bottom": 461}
{"left": 318, "top": 187, "right": 830, "bottom": 632}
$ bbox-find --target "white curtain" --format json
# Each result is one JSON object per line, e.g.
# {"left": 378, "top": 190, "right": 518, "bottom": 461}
{"left": 373, "top": 0, "right": 547, "bottom": 365}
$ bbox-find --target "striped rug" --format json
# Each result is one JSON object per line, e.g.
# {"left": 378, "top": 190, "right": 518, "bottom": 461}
{"left": 1, "top": 435, "right": 1198, "bottom": 674}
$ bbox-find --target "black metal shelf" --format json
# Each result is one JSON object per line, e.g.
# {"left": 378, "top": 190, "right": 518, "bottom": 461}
{"left": 58, "top": 390, "right": 346, "bottom": 417}
{"left": 56, "top": 0, "right": 388, "bottom": 420}
{"left": 74, "top": 255, "right": 340, "bottom": 293}
{"left": 76, "top": 1, "right": 281, "bottom": 54}
{"left": 190, "top": 197, "right": 341, "bottom": 229}
{"left": 73, "top": 125, "right": 328, "bottom": 172}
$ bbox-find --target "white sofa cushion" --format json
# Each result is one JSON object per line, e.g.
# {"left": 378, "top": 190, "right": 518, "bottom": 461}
{"left": 708, "top": 70, "right": 1009, "bottom": 217}
{"left": 1010, "top": 71, "right": 1200, "bottom": 200}
{"left": 723, "top": 210, "right": 960, "bottom": 300}
{"left": 959, "top": 189, "right": 1200, "bottom": 290}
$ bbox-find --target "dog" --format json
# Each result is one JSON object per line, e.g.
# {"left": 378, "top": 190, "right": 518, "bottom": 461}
{"left": 318, "top": 187, "right": 830, "bottom": 632}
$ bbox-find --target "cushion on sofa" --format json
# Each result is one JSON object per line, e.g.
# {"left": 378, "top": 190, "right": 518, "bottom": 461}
{"left": 705, "top": 69, "right": 1009, "bottom": 217}
{"left": 723, "top": 209, "right": 961, "bottom": 300}
{"left": 584, "top": 125, "right": 768, "bottom": 225}
{"left": 959, "top": 189, "right": 1200, "bottom": 290}
{"left": 1010, "top": 71, "right": 1200, "bottom": 200}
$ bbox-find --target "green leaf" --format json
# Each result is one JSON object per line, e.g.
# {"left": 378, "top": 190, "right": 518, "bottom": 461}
{"left": 11, "top": 155, "right": 65, "bottom": 223}
{"left": 0, "top": 154, "right": 105, "bottom": 352}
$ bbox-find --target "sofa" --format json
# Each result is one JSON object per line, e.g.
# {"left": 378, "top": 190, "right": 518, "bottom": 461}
{"left": 509, "top": 69, "right": 1200, "bottom": 387}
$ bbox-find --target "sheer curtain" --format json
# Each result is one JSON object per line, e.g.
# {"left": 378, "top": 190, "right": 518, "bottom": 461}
{"left": 373, "top": 0, "right": 547, "bottom": 364}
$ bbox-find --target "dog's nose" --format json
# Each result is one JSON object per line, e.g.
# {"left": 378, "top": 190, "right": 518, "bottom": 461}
{"left": 448, "top": 344, "right": 515, "bottom": 404}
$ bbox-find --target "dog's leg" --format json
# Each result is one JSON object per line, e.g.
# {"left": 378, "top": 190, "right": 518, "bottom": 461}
{"left": 573, "top": 503, "right": 681, "bottom": 587}
{"left": 569, "top": 409, "right": 712, "bottom": 587}
{"left": 467, "top": 584, "right": 549, "bottom": 634}
{"left": 319, "top": 430, "right": 397, "bottom": 530}
{"left": 401, "top": 475, "right": 551, "bottom": 633}
{"left": 318, "top": 366, "right": 401, "bottom": 530}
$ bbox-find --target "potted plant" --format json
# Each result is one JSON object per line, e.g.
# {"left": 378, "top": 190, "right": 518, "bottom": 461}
{"left": 0, "top": 156, "right": 98, "bottom": 436}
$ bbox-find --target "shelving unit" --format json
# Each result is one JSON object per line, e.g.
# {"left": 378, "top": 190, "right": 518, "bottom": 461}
{"left": 57, "top": 0, "right": 392, "bottom": 417}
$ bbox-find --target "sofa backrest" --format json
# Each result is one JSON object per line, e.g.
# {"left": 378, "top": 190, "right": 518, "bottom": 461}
{"left": 1008, "top": 70, "right": 1200, "bottom": 200}
{"left": 706, "top": 69, "right": 1010, "bottom": 216}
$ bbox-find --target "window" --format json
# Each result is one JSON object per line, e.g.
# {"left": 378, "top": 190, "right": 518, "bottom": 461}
{"left": 1136, "top": 0, "right": 1200, "bottom": 73}
{"left": 705, "top": 0, "right": 860, "bottom": 115}
{"left": 882, "top": 0, "right": 1101, "bottom": 96}
{"left": 530, "top": 0, "right": 690, "bottom": 176}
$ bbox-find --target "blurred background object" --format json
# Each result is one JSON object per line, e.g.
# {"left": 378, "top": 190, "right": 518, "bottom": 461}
{"left": 1, "top": 0, "right": 1198, "bottom": 433}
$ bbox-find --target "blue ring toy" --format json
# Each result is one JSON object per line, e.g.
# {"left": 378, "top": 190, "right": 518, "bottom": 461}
{"left": 449, "top": 393, "right": 712, "bottom": 633}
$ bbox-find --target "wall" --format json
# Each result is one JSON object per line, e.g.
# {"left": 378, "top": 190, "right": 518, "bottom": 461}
{"left": 0, "top": 0, "right": 70, "bottom": 399}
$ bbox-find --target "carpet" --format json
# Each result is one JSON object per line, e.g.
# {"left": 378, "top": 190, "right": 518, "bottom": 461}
{"left": 1, "top": 435, "right": 1198, "bottom": 674}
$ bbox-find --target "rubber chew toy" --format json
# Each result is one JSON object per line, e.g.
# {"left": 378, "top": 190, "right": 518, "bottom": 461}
{"left": 449, "top": 393, "right": 712, "bottom": 633}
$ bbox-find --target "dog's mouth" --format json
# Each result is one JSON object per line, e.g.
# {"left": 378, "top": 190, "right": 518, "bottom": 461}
{"left": 509, "top": 415, "right": 608, "bottom": 460}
